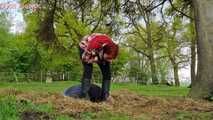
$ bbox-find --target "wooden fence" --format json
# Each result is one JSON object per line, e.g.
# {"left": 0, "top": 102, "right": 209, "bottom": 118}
{"left": 0, "top": 71, "right": 81, "bottom": 83}
{"left": 0, "top": 71, "right": 150, "bottom": 84}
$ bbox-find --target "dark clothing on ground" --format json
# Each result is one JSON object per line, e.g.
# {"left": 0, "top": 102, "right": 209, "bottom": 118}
{"left": 64, "top": 84, "right": 103, "bottom": 102}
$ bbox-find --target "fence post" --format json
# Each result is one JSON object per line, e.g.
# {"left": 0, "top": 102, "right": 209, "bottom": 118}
{"left": 62, "top": 72, "right": 65, "bottom": 81}
{"left": 13, "top": 72, "right": 18, "bottom": 83}
{"left": 40, "top": 71, "right": 43, "bottom": 83}
{"left": 46, "top": 71, "right": 53, "bottom": 83}
{"left": 27, "top": 73, "right": 31, "bottom": 82}
{"left": 67, "top": 72, "right": 69, "bottom": 81}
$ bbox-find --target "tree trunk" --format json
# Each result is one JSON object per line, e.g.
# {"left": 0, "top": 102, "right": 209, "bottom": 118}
{"left": 149, "top": 55, "right": 158, "bottom": 84}
{"left": 190, "top": 6, "right": 197, "bottom": 86}
{"left": 173, "top": 63, "right": 180, "bottom": 86}
{"left": 189, "top": 0, "right": 213, "bottom": 99}
{"left": 146, "top": 13, "right": 158, "bottom": 84}
{"left": 170, "top": 56, "right": 180, "bottom": 86}
{"left": 190, "top": 28, "right": 196, "bottom": 86}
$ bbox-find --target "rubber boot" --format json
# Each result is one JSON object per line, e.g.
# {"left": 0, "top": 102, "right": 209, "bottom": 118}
{"left": 80, "top": 78, "right": 91, "bottom": 99}
{"left": 101, "top": 79, "right": 111, "bottom": 101}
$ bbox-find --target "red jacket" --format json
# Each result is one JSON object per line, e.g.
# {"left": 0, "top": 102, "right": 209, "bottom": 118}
{"left": 79, "top": 33, "right": 118, "bottom": 63}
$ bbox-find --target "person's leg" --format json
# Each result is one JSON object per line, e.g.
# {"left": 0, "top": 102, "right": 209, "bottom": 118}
{"left": 79, "top": 47, "right": 93, "bottom": 98}
{"left": 98, "top": 62, "right": 111, "bottom": 100}
{"left": 81, "top": 62, "right": 93, "bottom": 98}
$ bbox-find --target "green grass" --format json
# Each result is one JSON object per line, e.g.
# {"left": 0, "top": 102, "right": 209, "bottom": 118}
{"left": 0, "top": 81, "right": 79, "bottom": 93}
{"left": 0, "top": 81, "right": 189, "bottom": 97}
{"left": 174, "top": 111, "right": 213, "bottom": 120}
{"left": 0, "top": 81, "right": 208, "bottom": 120}
{"left": 0, "top": 96, "right": 74, "bottom": 120}
{"left": 0, "top": 96, "right": 19, "bottom": 120}
{"left": 112, "top": 83, "right": 189, "bottom": 97}
{"left": 0, "top": 96, "right": 131, "bottom": 120}
{"left": 79, "top": 111, "right": 130, "bottom": 120}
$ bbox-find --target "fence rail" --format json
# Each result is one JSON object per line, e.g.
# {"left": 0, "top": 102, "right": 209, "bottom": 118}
{"left": 0, "top": 71, "right": 154, "bottom": 84}
{"left": 0, "top": 71, "right": 81, "bottom": 83}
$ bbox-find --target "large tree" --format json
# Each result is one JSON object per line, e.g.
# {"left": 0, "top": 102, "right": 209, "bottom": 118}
{"left": 122, "top": 0, "right": 168, "bottom": 84}
{"left": 164, "top": 17, "right": 190, "bottom": 86}
{"left": 189, "top": 0, "right": 213, "bottom": 99}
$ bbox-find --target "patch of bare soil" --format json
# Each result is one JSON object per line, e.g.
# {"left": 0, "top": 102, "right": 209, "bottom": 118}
{"left": 21, "top": 111, "right": 53, "bottom": 120}
{"left": 1, "top": 88, "right": 213, "bottom": 119}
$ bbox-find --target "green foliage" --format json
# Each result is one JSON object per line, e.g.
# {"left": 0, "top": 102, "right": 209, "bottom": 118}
{"left": 0, "top": 13, "right": 15, "bottom": 71}
{"left": 0, "top": 0, "right": 194, "bottom": 85}
{"left": 156, "top": 58, "right": 170, "bottom": 84}
{"left": 183, "top": 22, "right": 195, "bottom": 43}
{"left": 0, "top": 12, "right": 10, "bottom": 31}
{"left": 1, "top": 35, "right": 41, "bottom": 72}
{"left": 56, "top": 11, "right": 90, "bottom": 44}
{"left": 111, "top": 47, "right": 129, "bottom": 75}
{"left": 0, "top": 10, "right": 83, "bottom": 81}
{"left": 125, "top": 21, "right": 169, "bottom": 84}
{"left": 127, "top": 57, "right": 151, "bottom": 84}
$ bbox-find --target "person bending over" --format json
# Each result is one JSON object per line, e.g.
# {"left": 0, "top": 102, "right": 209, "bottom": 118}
{"left": 79, "top": 33, "right": 118, "bottom": 101}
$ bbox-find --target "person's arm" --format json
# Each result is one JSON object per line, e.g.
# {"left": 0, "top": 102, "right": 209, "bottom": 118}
{"left": 82, "top": 50, "right": 99, "bottom": 63}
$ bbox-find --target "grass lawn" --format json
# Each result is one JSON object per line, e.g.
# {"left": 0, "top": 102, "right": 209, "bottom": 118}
{"left": 1, "top": 81, "right": 212, "bottom": 120}
{"left": 0, "top": 95, "right": 131, "bottom": 120}
{"left": 0, "top": 81, "right": 189, "bottom": 97}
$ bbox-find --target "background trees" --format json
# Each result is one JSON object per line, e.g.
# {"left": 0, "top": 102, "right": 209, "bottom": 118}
{"left": 0, "top": 0, "right": 191, "bottom": 84}
{"left": 1, "top": 0, "right": 213, "bottom": 99}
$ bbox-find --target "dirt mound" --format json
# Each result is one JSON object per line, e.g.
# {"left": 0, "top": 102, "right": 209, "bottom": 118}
{"left": 1, "top": 88, "right": 213, "bottom": 119}
{"left": 21, "top": 111, "right": 53, "bottom": 120}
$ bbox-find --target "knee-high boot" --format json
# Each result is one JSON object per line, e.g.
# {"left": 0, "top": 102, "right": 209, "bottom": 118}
{"left": 81, "top": 78, "right": 91, "bottom": 99}
{"left": 101, "top": 79, "right": 111, "bottom": 100}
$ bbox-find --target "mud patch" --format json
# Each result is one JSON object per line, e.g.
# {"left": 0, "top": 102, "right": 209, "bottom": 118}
{"left": 21, "top": 111, "right": 53, "bottom": 120}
